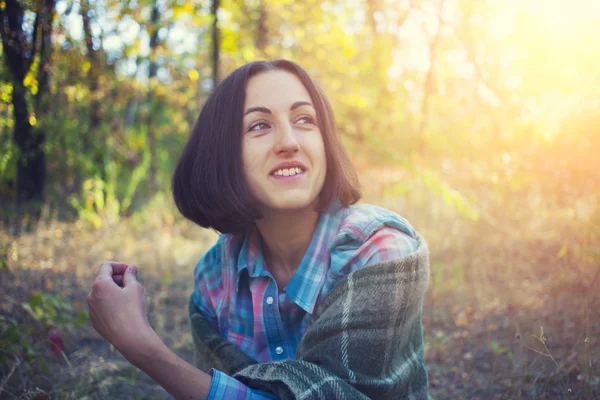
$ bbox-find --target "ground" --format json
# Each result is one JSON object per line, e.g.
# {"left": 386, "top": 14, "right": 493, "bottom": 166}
{"left": 1, "top": 197, "right": 598, "bottom": 399}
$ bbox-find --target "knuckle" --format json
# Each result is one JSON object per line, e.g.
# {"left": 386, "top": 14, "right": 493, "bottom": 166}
{"left": 91, "top": 280, "right": 106, "bottom": 293}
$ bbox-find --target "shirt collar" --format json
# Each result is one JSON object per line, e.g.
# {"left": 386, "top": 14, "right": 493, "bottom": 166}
{"left": 236, "top": 228, "right": 267, "bottom": 289}
{"left": 236, "top": 202, "right": 345, "bottom": 313}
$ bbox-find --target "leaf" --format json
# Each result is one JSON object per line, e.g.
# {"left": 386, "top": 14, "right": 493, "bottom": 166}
{"left": 1, "top": 321, "right": 20, "bottom": 343}
{"left": 188, "top": 70, "right": 199, "bottom": 82}
{"left": 22, "top": 303, "right": 37, "bottom": 319}
{"left": 49, "top": 329, "right": 64, "bottom": 355}
{"left": 488, "top": 340, "right": 506, "bottom": 355}
{"left": 557, "top": 244, "right": 568, "bottom": 258}
{"left": 75, "top": 311, "right": 89, "bottom": 329}
{"left": 29, "top": 293, "right": 43, "bottom": 309}
{"left": 162, "top": 271, "right": 171, "bottom": 285}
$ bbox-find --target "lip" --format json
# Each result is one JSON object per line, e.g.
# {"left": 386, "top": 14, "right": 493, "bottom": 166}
{"left": 269, "top": 161, "right": 308, "bottom": 176}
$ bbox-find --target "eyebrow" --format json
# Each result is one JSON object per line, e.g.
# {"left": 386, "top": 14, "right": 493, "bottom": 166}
{"left": 243, "top": 101, "right": 314, "bottom": 117}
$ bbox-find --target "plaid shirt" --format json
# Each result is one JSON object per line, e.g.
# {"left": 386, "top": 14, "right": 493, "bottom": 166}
{"left": 192, "top": 204, "right": 419, "bottom": 399}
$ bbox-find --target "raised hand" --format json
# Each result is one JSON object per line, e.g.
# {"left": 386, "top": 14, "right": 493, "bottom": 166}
{"left": 86, "top": 262, "right": 152, "bottom": 354}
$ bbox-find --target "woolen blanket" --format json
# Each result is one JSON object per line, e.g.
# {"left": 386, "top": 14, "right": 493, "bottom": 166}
{"left": 188, "top": 233, "right": 431, "bottom": 399}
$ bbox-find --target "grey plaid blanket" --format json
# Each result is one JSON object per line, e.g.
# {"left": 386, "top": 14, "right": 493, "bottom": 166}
{"left": 188, "top": 233, "right": 431, "bottom": 399}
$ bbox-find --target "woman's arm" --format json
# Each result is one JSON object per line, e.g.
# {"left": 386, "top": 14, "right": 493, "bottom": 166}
{"left": 87, "top": 262, "right": 274, "bottom": 400}
{"left": 122, "top": 330, "right": 212, "bottom": 399}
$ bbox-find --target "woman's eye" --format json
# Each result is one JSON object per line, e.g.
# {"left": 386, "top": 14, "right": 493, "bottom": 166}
{"left": 249, "top": 122, "right": 269, "bottom": 131}
{"left": 297, "top": 116, "right": 315, "bottom": 125}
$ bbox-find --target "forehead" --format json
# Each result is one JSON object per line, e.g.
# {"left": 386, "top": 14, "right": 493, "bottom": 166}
{"left": 244, "top": 70, "right": 312, "bottom": 109}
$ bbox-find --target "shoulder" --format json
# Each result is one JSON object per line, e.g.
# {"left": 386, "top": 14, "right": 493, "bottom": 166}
{"left": 192, "top": 233, "right": 243, "bottom": 305}
{"left": 318, "top": 204, "right": 422, "bottom": 299}
{"left": 332, "top": 204, "right": 418, "bottom": 247}
{"left": 327, "top": 204, "right": 420, "bottom": 276}
{"left": 193, "top": 233, "right": 243, "bottom": 276}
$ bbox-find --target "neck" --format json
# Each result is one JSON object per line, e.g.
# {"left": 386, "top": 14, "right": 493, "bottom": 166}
{"left": 255, "top": 208, "right": 320, "bottom": 278}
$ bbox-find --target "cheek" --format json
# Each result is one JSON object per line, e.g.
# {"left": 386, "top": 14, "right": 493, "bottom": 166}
{"left": 310, "top": 135, "right": 327, "bottom": 168}
{"left": 242, "top": 141, "right": 263, "bottom": 179}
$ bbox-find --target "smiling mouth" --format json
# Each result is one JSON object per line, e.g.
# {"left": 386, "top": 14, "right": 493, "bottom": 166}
{"left": 271, "top": 167, "right": 305, "bottom": 177}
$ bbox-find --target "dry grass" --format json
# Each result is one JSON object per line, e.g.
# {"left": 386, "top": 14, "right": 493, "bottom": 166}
{"left": 1, "top": 177, "right": 599, "bottom": 399}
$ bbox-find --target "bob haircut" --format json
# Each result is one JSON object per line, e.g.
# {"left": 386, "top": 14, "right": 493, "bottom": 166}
{"left": 172, "top": 59, "right": 361, "bottom": 234}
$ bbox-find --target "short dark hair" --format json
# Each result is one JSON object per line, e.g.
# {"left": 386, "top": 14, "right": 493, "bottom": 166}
{"left": 172, "top": 60, "right": 361, "bottom": 234}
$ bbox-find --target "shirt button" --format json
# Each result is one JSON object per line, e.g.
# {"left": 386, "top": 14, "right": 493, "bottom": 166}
{"left": 275, "top": 346, "right": 284, "bottom": 355}
{"left": 266, "top": 296, "right": 274, "bottom": 305}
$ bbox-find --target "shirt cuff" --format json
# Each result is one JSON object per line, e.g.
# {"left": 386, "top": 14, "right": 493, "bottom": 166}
{"left": 207, "top": 369, "right": 276, "bottom": 400}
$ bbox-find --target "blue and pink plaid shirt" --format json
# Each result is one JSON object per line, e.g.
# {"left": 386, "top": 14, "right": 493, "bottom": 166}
{"left": 191, "top": 203, "right": 419, "bottom": 399}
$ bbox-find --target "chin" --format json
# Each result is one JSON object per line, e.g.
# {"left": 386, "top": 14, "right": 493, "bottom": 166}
{"left": 264, "top": 194, "right": 318, "bottom": 214}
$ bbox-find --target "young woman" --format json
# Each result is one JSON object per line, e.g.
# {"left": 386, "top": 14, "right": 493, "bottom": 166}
{"left": 87, "top": 60, "right": 430, "bottom": 399}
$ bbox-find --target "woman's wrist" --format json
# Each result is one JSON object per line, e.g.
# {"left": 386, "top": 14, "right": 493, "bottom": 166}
{"left": 117, "top": 327, "right": 164, "bottom": 367}
{"left": 117, "top": 328, "right": 213, "bottom": 399}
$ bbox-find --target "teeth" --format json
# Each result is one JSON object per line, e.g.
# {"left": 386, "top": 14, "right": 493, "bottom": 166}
{"left": 273, "top": 167, "right": 304, "bottom": 176}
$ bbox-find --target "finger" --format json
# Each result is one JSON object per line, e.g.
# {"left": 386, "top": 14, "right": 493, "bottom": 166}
{"left": 96, "top": 262, "right": 128, "bottom": 279}
{"left": 123, "top": 265, "right": 138, "bottom": 287}
{"left": 113, "top": 274, "right": 124, "bottom": 287}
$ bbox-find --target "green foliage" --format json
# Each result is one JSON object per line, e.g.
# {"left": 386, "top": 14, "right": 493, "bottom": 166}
{"left": 0, "top": 291, "right": 88, "bottom": 368}
{"left": 69, "top": 177, "right": 119, "bottom": 228}
{"left": 21, "top": 292, "right": 86, "bottom": 330}
{"left": 417, "top": 167, "right": 480, "bottom": 222}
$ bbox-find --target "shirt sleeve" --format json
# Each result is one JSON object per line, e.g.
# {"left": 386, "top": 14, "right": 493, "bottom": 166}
{"left": 329, "top": 225, "right": 419, "bottom": 281}
{"left": 207, "top": 369, "right": 277, "bottom": 400}
{"left": 192, "top": 241, "right": 223, "bottom": 330}
{"left": 360, "top": 225, "right": 418, "bottom": 265}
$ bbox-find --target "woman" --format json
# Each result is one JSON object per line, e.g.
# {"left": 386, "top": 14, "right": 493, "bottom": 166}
{"left": 87, "top": 60, "right": 430, "bottom": 399}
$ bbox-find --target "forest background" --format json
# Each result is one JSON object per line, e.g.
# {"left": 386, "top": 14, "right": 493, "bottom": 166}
{"left": 0, "top": 0, "right": 599, "bottom": 398}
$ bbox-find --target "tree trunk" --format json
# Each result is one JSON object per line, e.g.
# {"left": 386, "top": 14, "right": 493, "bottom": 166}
{"left": 12, "top": 83, "right": 44, "bottom": 212}
{"left": 146, "top": 0, "right": 160, "bottom": 194}
{"left": 211, "top": 0, "right": 220, "bottom": 88}
{"left": 0, "top": 0, "right": 55, "bottom": 230}
{"left": 255, "top": 0, "right": 267, "bottom": 54}
{"left": 81, "top": 0, "right": 104, "bottom": 187}
{"left": 81, "top": 0, "right": 101, "bottom": 136}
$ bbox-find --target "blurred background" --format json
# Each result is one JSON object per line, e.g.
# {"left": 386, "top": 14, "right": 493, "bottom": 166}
{"left": 0, "top": 0, "right": 599, "bottom": 398}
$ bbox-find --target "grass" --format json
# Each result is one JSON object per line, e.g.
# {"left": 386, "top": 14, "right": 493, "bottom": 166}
{"left": 1, "top": 178, "right": 599, "bottom": 399}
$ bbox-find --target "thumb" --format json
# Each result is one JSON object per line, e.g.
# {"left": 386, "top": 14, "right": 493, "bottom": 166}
{"left": 123, "top": 265, "right": 138, "bottom": 287}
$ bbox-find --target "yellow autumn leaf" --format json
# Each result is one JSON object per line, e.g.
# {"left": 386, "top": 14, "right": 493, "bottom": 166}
{"left": 188, "top": 69, "right": 199, "bottom": 81}
{"left": 557, "top": 244, "right": 568, "bottom": 258}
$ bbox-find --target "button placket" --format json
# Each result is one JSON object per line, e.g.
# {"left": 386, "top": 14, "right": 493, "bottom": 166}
{"left": 263, "top": 279, "right": 288, "bottom": 360}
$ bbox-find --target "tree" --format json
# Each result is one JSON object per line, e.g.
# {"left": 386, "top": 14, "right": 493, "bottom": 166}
{"left": 211, "top": 0, "right": 220, "bottom": 87}
{"left": 146, "top": 0, "right": 161, "bottom": 193}
{"left": 0, "top": 0, "right": 56, "bottom": 228}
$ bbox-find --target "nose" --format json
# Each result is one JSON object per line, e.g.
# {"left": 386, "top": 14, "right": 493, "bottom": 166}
{"left": 273, "top": 122, "right": 299, "bottom": 155}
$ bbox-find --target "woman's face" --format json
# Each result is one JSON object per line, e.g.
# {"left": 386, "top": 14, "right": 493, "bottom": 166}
{"left": 242, "top": 70, "right": 327, "bottom": 214}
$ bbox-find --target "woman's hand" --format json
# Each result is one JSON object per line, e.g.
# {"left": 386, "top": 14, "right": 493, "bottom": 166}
{"left": 87, "top": 262, "right": 152, "bottom": 356}
{"left": 87, "top": 262, "right": 214, "bottom": 400}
